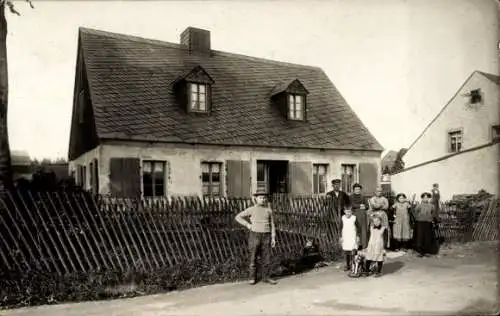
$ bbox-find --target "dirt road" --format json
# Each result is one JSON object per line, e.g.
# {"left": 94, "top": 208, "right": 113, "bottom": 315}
{"left": 3, "top": 242, "right": 498, "bottom": 316}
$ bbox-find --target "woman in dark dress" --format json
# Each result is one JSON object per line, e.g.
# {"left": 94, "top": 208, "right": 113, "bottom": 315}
{"left": 412, "top": 192, "right": 439, "bottom": 257}
{"left": 350, "top": 183, "right": 369, "bottom": 249}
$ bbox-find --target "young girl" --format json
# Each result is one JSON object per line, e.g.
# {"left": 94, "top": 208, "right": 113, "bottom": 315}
{"left": 413, "top": 192, "right": 438, "bottom": 257}
{"left": 339, "top": 206, "right": 360, "bottom": 271}
{"left": 364, "top": 214, "right": 388, "bottom": 277}
{"left": 392, "top": 193, "right": 413, "bottom": 251}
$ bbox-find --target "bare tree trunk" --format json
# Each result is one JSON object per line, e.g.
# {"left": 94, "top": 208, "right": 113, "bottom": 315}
{"left": 0, "top": 2, "right": 13, "bottom": 190}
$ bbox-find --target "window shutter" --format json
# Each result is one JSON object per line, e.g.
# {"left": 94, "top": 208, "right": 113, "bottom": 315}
{"left": 226, "top": 160, "right": 241, "bottom": 197}
{"left": 92, "top": 158, "right": 99, "bottom": 194}
{"left": 109, "top": 158, "right": 141, "bottom": 197}
{"left": 109, "top": 158, "right": 123, "bottom": 197}
{"left": 240, "top": 160, "right": 251, "bottom": 197}
{"left": 122, "top": 158, "right": 141, "bottom": 197}
{"left": 359, "top": 162, "right": 378, "bottom": 196}
{"left": 288, "top": 161, "right": 313, "bottom": 195}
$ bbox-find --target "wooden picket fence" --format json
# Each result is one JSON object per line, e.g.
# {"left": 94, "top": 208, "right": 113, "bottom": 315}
{"left": 0, "top": 190, "right": 497, "bottom": 276}
{"left": 0, "top": 191, "right": 341, "bottom": 275}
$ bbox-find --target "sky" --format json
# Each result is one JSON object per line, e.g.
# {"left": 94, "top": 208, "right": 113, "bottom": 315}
{"left": 5, "top": 0, "right": 499, "bottom": 160}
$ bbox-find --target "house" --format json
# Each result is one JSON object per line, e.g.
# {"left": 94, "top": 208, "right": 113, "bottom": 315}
{"left": 391, "top": 71, "right": 500, "bottom": 200}
{"left": 11, "top": 150, "right": 33, "bottom": 181}
{"left": 68, "top": 27, "right": 383, "bottom": 198}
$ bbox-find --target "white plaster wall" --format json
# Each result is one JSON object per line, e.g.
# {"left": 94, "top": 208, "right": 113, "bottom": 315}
{"left": 404, "top": 72, "right": 500, "bottom": 168}
{"left": 95, "top": 142, "right": 381, "bottom": 196}
{"left": 391, "top": 143, "right": 499, "bottom": 201}
{"left": 68, "top": 146, "right": 101, "bottom": 190}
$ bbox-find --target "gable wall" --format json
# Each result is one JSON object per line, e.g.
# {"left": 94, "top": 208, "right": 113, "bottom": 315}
{"left": 404, "top": 73, "right": 500, "bottom": 168}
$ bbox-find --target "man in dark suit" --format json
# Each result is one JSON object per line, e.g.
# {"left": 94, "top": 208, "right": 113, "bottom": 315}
{"left": 327, "top": 179, "right": 350, "bottom": 217}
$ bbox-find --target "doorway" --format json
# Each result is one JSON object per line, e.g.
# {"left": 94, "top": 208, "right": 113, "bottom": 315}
{"left": 256, "top": 160, "right": 288, "bottom": 194}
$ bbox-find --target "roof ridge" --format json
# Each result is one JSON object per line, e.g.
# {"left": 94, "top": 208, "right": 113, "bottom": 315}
{"left": 476, "top": 70, "right": 500, "bottom": 84}
{"left": 78, "top": 26, "right": 321, "bottom": 70}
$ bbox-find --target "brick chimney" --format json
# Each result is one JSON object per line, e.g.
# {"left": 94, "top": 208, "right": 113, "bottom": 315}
{"left": 180, "top": 27, "right": 211, "bottom": 56}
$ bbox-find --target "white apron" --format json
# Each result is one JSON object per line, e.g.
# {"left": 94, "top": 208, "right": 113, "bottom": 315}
{"left": 341, "top": 215, "right": 357, "bottom": 251}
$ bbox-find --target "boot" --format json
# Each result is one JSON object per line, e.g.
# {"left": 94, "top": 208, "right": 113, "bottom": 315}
{"left": 262, "top": 278, "right": 278, "bottom": 285}
{"left": 249, "top": 268, "right": 257, "bottom": 285}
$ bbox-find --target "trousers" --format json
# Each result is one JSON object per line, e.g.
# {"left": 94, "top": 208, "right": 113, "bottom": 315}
{"left": 248, "top": 231, "right": 271, "bottom": 280}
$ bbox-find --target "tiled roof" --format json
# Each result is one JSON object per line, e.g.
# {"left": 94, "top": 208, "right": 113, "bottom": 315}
{"left": 79, "top": 27, "right": 383, "bottom": 151}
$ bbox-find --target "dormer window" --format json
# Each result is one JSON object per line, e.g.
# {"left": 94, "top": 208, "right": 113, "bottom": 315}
{"left": 174, "top": 65, "right": 214, "bottom": 114}
{"left": 270, "top": 79, "right": 309, "bottom": 121}
{"left": 288, "top": 94, "right": 305, "bottom": 120}
{"left": 189, "top": 83, "right": 207, "bottom": 112}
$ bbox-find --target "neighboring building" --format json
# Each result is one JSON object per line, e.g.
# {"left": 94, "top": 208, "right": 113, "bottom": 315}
{"left": 381, "top": 150, "right": 398, "bottom": 174}
{"left": 11, "top": 150, "right": 33, "bottom": 181}
{"left": 68, "top": 27, "right": 383, "bottom": 197}
{"left": 391, "top": 71, "right": 500, "bottom": 200}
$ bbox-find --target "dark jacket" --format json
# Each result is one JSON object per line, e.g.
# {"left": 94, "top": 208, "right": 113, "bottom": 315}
{"left": 326, "top": 190, "right": 350, "bottom": 217}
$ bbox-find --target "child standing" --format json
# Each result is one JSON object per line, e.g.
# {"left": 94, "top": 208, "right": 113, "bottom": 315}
{"left": 364, "top": 214, "right": 388, "bottom": 277}
{"left": 235, "top": 191, "right": 277, "bottom": 285}
{"left": 392, "top": 193, "right": 413, "bottom": 251}
{"left": 339, "top": 206, "right": 360, "bottom": 271}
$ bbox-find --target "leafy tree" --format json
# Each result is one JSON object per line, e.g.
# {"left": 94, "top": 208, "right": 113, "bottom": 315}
{"left": 0, "top": 0, "right": 34, "bottom": 190}
{"left": 391, "top": 148, "right": 407, "bottom": 174}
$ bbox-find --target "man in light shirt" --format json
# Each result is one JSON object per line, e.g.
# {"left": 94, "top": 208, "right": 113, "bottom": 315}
{"left": 235, "top": 190, "right": 277, "bottom": 285}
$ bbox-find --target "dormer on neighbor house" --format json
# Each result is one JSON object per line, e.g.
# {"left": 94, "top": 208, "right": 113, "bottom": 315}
{"left": 271, "top": 79, "right": 309, "bottom": 121}
{"left": 174, "top": 65, "right": 215, "bottom": 113}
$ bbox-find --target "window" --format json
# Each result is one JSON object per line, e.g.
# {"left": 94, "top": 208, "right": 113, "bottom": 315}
{"left": 89, "top": 161, "right": 94, "bottom": 192}
{"left": 448, "top": 130, "right": 463, "bottom": 153}
{"left": 201, "top": 162, "right": 221, "bottom": 197}
{"left": 492, "top": 125, "right": 500, "bottom": 142}
{"left": 341, "top": 164, "right": 356, "bottom": 193}
{"left": 142, "top": 161, "right": 165, "bottom": 197}
{"left": 81, "top": 165, "right": 87, "bottom": 189}
{"left": 470, "top": 89, "right": 482, "bottom": 104}
{"left": 288, "top": 94, "right": 305, "bottom": 120}
{"left": 189, "top": 83, "right": 207, "bottom": 112}
{"left": 89, "top": 160, "right": 99, "bottom": 194}
{"left": 313, "top": 164, "right": 328, "bottom": 194}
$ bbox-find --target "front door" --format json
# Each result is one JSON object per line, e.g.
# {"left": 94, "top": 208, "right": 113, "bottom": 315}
{"left": 257, "top": 160, "right": 288, "bottom": 195}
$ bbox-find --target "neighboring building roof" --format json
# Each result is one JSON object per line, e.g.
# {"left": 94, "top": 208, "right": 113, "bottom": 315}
{"left": 11, "top": 150, "right": 31, "bottom": 166}
{"left": 77, "top": 27, "right": 383, "bottom": 151}
{"left": 478, "top": 71, "right": 500, "bottom": 85}
{"left": 404, "top": 70, "right": 499, "bottom": 154}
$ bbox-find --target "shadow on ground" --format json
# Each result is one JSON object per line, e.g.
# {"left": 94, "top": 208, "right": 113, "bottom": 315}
{"left": 383, "top": 261, "right": 405, "bottom": 275}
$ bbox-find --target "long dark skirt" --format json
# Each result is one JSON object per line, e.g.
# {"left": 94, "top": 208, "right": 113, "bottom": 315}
{"left": 353, "top": 209, "right": 368, "bottom": 249}
{"left": 414, "top": 221, "right": 436, "bottom": 255}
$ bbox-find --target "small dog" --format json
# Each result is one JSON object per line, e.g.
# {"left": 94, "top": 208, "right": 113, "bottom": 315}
{"left": 348, "top": 250, "right": 365, "bottom": 278}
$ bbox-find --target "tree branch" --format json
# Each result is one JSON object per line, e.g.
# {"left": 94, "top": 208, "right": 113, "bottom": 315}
{"left": 1, "top": 0, "right": 35, "bottom": 16}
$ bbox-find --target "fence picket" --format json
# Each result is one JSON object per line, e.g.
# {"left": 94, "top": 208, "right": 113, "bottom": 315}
{"left": 79, "top": 193, "right": 116, "bottom": 270}
{"left": 101, "top": 197, "right": 132, "bottom": 271}
{"left": 0, "top": 196, "right": 30, "bottom": 271}
{"left": 48, "top": 191, "right": 93, "bottom": 272}
{"left": 24, "top": 192, "right": 64, "bottom": 275}
{"left": 2, "top": 194, "right": 41, "bottom": 269}
{"left": 136, "top": 200, "right": 164, "bottom": 268}
{"left": 58, "top": 192, "right": 100, "bottom": 272}
{"left": 36, "top": 192, "right": 82, "bottom": 273}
